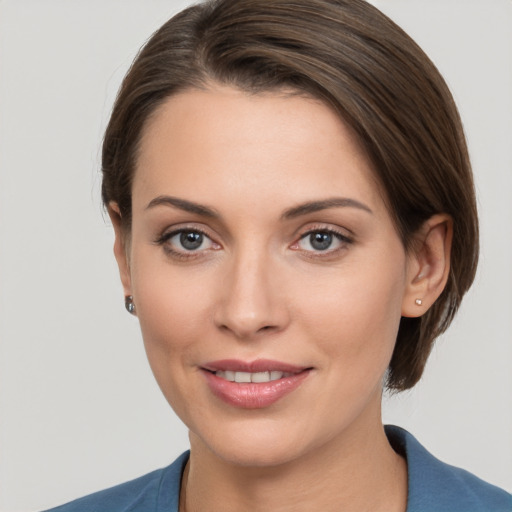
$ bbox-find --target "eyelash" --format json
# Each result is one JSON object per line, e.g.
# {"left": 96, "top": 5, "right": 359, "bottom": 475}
{"left": 292, "top": 227, "right": 353, "bottom": 257}
{"left": 154, "top": 225, "right": 353, "bottom": 261}
{"left": 154, "top": 227, "right": 219, "bottom": 260}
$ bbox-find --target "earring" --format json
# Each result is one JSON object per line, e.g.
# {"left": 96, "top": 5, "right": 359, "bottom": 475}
{"left": 125, "top": 295, "right": 136, "bottom": 314}
{"left": 415, "top": 299, "right": 423, "bottom": 306}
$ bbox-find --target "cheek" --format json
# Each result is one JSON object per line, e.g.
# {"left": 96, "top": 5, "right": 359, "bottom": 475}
{"left": 131, "top": 242, "right": 213, "bottom": 330}
{"left": 296, "top": 251, "right": 406, "bottom": 367}
{"left": 131, "top": 265, "right": 216, "bottom": 422}
{"left": 128, "top": 248, "right": 216, "bottom": 385}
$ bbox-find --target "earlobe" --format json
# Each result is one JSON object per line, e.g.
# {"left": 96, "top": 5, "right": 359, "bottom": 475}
{"left": 107, "top": 202, "right": 133, "bottom": 300}
{"left": 401, "top": 214, "right": 453, "bottom": 318}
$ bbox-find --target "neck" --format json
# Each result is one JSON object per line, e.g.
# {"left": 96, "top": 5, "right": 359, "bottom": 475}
{"left": 180, "top": 419, "right": 407, "bottom": 512}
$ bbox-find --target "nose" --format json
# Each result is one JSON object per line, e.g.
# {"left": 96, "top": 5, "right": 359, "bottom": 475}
{"left": 213, "top": 247, "right": 290, "bottom": 340}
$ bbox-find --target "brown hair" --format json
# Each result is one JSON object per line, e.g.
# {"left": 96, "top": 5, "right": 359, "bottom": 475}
{"left": 102, "top": 0, "right": 479, "bottom": 390}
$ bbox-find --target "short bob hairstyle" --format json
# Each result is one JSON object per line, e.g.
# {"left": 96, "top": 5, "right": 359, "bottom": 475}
{"left": 102, "top": 0, "right": 479, "bottom": 391}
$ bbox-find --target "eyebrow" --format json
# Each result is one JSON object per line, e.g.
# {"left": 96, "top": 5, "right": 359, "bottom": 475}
{"left": 145, "top": 195, "right": 372, "bottom": 219}
{"left": 145, "top": 195, "right": 220, "bottom": 218}
{"left": 281, "top": 197, "right": 373, "bottom": 219}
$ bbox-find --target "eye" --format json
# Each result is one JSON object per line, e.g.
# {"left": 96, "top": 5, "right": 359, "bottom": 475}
{"left": 295, "top": 229, "right": 351, "bottom": 253}
{"left": 156, "top": 228, "right": 219, "bottom": 257}
{"left": 173, "top": 231, "right": 209, "bottom": 251}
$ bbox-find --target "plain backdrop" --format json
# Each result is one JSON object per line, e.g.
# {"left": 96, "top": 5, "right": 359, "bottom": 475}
{"left": 0, "top": 1, "right": 511, "bottom": 510}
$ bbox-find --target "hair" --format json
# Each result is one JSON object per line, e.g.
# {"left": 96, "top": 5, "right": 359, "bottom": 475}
{"left": 101, "top": 0, "right": 479, "bottom": 391}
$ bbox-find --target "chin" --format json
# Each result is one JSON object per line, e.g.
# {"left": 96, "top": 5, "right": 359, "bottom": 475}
{"left": 189, "top": 417, "right": 329, "bottom": 469}
{"left": 210, "top": 440, "right": 307, "bottom": 468}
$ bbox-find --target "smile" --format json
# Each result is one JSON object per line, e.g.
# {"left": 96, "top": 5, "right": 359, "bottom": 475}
{"left": 214, "top": 370, "right": 294, "bottom": 383}
{"left": 201, "top": 359, "right": 312, "bottom": 409}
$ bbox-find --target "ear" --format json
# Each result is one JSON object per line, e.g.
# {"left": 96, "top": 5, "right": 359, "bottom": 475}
{"left": 108, "top": 202, "right": 133, "bottom": 300}
{"left": 401, "top": 214, "right": 453, "bottom": 318}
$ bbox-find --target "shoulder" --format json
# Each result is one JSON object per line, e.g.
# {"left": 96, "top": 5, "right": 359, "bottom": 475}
{"left": 42, "top": 451, "right": 189, "bottom": 512}
{"left": 385, "top": 425, "right": 512, "bottom": 512}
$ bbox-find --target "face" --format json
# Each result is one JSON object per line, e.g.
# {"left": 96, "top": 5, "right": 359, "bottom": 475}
{"left": 115, "top": 85, "right": 419, "bottom": 467}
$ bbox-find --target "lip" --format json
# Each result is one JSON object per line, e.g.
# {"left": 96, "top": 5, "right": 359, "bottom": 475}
{"left": 201, "top": 359, "right": 312, "bottom": 409}
{"left": 202, "top": 359, "right": 307, "bottom": 374}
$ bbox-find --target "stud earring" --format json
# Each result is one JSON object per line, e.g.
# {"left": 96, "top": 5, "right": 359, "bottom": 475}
{"left": 125, "top": 295, "right": 136, "bottom": 314}
{"left": 415, "top": 299, "right": 423, "bottom": 306}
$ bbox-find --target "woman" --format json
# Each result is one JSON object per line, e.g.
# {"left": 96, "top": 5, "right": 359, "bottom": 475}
{"left": 43, "top": 0, "right": 511, "bottom": 510}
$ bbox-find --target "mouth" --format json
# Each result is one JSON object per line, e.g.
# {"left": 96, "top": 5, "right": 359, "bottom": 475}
{"left": 201, "top": 359, "right": 312, "bottom": 409}
{"left": 212, "top": 370, "right": 296, "bottom": 383}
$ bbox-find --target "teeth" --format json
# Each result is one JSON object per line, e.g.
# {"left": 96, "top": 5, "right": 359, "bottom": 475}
{"left": 252, "top": 371, "right": 272, "bottom": 383}
{"left": 235, "top": 371, "right": 252, "bottom": 383}
{"left": 224, "top": 370, "right": 236, "bottom": 381}
{"left": 215, "top": 370, "right": 287, "bottom": 383}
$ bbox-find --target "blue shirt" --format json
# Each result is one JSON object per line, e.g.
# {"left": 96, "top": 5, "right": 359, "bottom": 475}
{"left": 44, "top": 426, "right": 512, "bottom": 512}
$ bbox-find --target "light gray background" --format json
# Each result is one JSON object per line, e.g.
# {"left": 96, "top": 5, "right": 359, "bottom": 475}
{"left": 0, "top": 1, "right": 511, "bottom": 510}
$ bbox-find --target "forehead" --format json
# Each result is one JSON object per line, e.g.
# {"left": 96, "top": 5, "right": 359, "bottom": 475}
{"left": 133, "top": 85, "right": 385, "bottom": 216}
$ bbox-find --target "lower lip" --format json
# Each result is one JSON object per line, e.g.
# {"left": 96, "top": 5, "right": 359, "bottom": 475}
{"left": 202, "top": 370, "right": 311, "bottom": 409}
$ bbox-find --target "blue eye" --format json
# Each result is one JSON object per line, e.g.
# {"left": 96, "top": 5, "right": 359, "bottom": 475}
{"left": 309, "top": 232, "right": 334, "bottom": 251}
{"left": 157, "top": 229, "right": 217, "bottom": 255}
{"left": 178, "top": 231, "right": 205, "bottom": 251}
{"left": 297, "top": 230, "right": 348, "bottom": 252}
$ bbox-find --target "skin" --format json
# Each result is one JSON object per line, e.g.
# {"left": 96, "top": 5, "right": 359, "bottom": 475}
{"left": 110, "top": 85, "right": 452, "bottom": 512}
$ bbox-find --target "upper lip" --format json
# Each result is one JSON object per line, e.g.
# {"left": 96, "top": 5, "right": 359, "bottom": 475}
{"left": 201, "top": 359, "right": 309, "bottom": 374}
